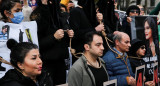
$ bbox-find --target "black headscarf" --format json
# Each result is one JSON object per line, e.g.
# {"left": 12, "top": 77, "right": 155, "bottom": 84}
{"left": 97, "top": 0, "right": 118, "bottom": 32}
{"left": 78, "top": 0, "right": 98, "bottom": 27}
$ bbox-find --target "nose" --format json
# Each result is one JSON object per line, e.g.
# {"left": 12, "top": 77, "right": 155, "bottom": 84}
{"left": 128, "top": 43, "right": 131, "bottom": 47}
{"left": 101, "top": 45, "right": 104, "bottom": 50}
{"left": 37, "top": 57, "right": 42, "bottom": 65}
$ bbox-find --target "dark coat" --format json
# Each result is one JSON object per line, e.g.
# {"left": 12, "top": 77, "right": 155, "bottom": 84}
{"left": 30, "top": 4, "right": 69, "bottom": 85}
{"left": 0, "top": 69, "right": 53, "bottom": 86}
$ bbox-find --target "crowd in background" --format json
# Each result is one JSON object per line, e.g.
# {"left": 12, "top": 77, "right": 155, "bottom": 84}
{"left": 0, "top": 0, "right": 160, "bottom": 86}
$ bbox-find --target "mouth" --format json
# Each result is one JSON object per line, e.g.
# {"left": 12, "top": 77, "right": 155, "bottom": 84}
{"left": 37, "top": 67, "right": 42, "bottom": 71}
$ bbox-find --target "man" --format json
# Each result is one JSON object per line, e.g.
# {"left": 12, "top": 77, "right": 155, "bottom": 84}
{"left": 103, "top": 32, "right": 136, "bottom": 86}
{"left": 67, "top": 31, "right": 109, "bottom": 86}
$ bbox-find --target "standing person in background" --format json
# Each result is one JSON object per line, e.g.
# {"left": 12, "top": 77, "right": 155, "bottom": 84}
{"left": 30, "top": 0, "right": 74, "bottom": 85}
{"left": 103, "top": 32, "right": 136, "bottom": 86}
{"left": 68, "top": 31, "right": 109, "bottom": 86}
{"left": 122, "top": 5, "right": 140, "bottom": 39}
{"left": 69, "top": 0, "right": 104, "bottom": 62}
{"left": 137, "top": 5, "right": 145, "bottom": 16}
{"left": 0, "top": 39, "right": 53, "bottom": 86}
{"left": 143, "top": 16, "right": 159, "bottom": 82}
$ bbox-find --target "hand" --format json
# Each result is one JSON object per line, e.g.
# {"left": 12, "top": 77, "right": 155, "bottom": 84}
{"left": 127, "top": 76, "right": 136, "bottom": 86}
{"left": 145, "top": 81, "right": 155, "bottom": 86}
{"left": 41, "top": 0, "right": 48, "bottom": 5}
{"left": 127, "top": 17, "right": 132, "bottom": 23}
{"left": 96, "top": 12, "right": 103, "bottom": 23}
{"left": 95, "top": 23, "right": 105, "bottom": 32}
{"left": 67, "top": 29, "right": 74, "bottom": 38}
{"left": 54, "top": 29, "right": 64, "bottom": 40}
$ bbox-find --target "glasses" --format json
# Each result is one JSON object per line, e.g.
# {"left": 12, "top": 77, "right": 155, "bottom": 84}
{"left": 130, "top": 10, "right": 139, "bottom": 13}
{"left": 140, "top": 8, "right": 144, "bottom": 11}
{"left": 140, "top": 46, "right": 145, "bottom": 50}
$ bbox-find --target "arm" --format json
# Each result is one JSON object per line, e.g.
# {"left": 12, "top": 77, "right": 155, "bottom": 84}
{"left": 149, "top": 2, "right": 160, "bottom": 15}
{"left": 67, "top": 68, "right": 82, "bottom": 86}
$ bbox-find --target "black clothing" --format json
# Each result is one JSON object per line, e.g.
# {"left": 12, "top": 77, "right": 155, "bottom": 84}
{"left": 0, "top": 69, "right": 53, "bottom": 86}
{"left": 129, "top": 57, "right": 145, "bottom": 73}
{"left": 31, "top": 4, "right": 69, "bottom": 85}
{"left": 69, "top": 7, "right": 96, "bottom": 53}
{"left": 88, "top": 65, "right": 108, "bottom": 86}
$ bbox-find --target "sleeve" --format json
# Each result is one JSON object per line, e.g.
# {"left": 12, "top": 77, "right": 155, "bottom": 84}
{"left": 67, "top": 68, "right": 82, "bottom": 86}
{"left": 69, "top": 8, "right": 95, "bottom": 39}
{"left": 149, "top": 2, "right": 160, "bottom": 15}
{"left": 1, "top": 81, "right": 22, "bottom": 86}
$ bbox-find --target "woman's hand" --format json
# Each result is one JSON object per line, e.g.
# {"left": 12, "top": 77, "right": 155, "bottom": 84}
{"left": 54, "top": 29, "right": 64, "bottom": 40}
{"left": 67, "top": 29, "right": 74, "bottom": 38}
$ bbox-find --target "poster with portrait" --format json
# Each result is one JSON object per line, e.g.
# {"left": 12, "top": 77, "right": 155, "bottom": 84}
{"left": 0, "top": 21, "right": 38, "bottom": 78}
{"left": 103, "top": 79, "right": 117, "bottom": 86}
{"left": 135, "top": 65, "right": 145, "bottom": 86}
{"left": 153, "top": 62, "right": 159, "bottom": 86}
{"left": 131, "top": 16, "right": 159, "bottom": 81}
{"left": 28, "top": 0, "right": 37, "bottom": 10}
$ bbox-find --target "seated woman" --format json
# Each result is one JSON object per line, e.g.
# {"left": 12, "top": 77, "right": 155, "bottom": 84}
{"left": 0, "top": 39, "right": 53, "bottom": 86}
{"left": 129, "top": 39, "right": 155, "bottom": 86}
{"left": 128, "top": 39, "right": 146, "bottom": 73}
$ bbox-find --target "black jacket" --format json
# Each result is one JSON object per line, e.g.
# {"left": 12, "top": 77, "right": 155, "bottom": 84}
{"left": 0, "top": 69, "right": 53, "bottom": 86}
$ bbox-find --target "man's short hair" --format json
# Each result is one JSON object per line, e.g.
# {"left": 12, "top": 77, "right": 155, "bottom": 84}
{"left": 84, "top": 31, "right": 102, "bottom": 45}
{"left": 113, "top": 33, "right": 122, "bottom": 43}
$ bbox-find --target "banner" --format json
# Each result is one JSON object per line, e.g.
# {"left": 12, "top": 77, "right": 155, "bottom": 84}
{"left": 131, "top": 16, "right": 159, "bottom": 81}
{"left": 0, "top": 21, "right": 38, "bottom": 78}
{"left": 135, "top": 65, "right": 145, "bottom": 86}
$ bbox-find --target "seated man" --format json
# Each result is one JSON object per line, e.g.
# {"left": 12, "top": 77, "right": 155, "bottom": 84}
{"left": 103, "top": 32, "right": 136, "bottom": 86}
{"left": 67, "top": 31, "right": 109, "bottom": 86}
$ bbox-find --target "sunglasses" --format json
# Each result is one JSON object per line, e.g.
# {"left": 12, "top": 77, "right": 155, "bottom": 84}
{"left": 140, "top": 46, "right": 145, "bottom": 49}
{"left": 130, "top": 10, "right": 139, "bottom": 13}
{"left": 140, "top": 8, "right": 144, "bottom": 11}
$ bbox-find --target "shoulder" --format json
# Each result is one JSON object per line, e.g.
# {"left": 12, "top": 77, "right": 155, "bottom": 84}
{"left": 70, "top": 7, "right": 83, "bottom": 15}
{"left": 0, "top": 81, "right": 23, "bottom": 86}
{"left": 103, "top": 50, "right": 116, "bottom": 60}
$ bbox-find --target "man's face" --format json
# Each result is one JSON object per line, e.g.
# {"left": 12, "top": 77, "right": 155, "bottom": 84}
{"left": 116, "top": 34, "right": 131, "bottom": 53}
{"left": 88, "top": 35, "right": 104, "bottom": 57}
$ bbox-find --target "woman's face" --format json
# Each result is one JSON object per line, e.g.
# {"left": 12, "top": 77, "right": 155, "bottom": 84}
{"left": 9, "top": 3, "right": 22, "bottom": 18}
{"left": 20, "top": 49, "right": 42, "bottom": 78}
{"left": 144, "top": 21, "right": 152, "bottom": 40}
{"left": 136, "top": 45, "right": 146, "bottom": 57}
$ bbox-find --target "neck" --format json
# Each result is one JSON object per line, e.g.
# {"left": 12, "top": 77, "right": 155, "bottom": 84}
{"left": 149, "top": 37, "right": 154, "bottom": 46}
{"left": 22, "top": 72, "right": 37, "bottom": 83}
{"left": 84, "top": 52, "right": 97, "bottom": 63}
{"left": 115, "top": 47, "right": 125, "bottom": 54}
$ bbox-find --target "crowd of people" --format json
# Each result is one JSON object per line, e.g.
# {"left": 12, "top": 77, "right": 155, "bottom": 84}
{"left": 0, "top": 0, "right": 160, "bottom": 86}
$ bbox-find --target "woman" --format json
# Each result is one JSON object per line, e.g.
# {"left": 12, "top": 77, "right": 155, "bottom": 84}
{"left": 143, "top": 16, "right": 159, "bottom": 82}
{"left": 0, "top": 39, "right": 53, "bottom": 86}
{"left": 129, "top": 38, "right": 155, "bottom": 86}
{"left": 129, "top": 39, "right": 146, "bottom": 73}
{"left": 0, "top": 0, "right": 24, "bottom": 23}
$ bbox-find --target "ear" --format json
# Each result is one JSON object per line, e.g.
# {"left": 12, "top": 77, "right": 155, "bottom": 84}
{"left": 17, "top": 62, "right": 24, "bottom": 70}
{"left": 4, "top": 10, "right": 10, "bottom": 18}
{"left": 84, "top": 44, "right": 90, "bottom": 51}
{"left": 115, "top": 40, "right": 119, "bottom": 46}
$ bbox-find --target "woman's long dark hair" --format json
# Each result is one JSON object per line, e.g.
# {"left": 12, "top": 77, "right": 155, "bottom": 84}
{"left": 144, "top": 16, "right": 159, "bottom": 57}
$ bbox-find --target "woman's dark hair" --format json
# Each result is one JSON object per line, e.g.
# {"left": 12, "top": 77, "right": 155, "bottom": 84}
{"left": 144, "top": 16, "right": 159, "bottom": 57}
{"left": 0, "top": 0, "right": 20, "bottom": 21}
{"left": 7, "top": 39, "right": 38, "bottom": 70}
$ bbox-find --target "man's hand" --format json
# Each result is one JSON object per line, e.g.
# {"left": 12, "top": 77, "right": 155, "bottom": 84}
{"left": 127, "top": 76, "right": 136, "bottom": 86}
